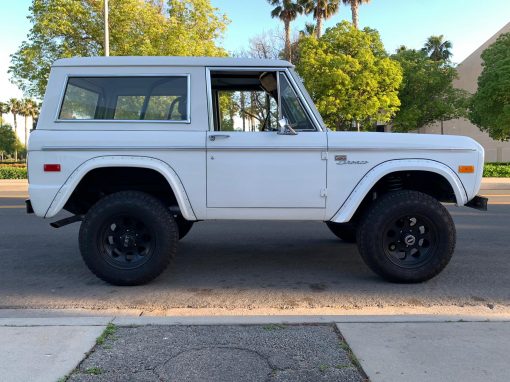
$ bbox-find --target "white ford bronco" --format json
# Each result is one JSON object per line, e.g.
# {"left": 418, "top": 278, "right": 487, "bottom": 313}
{"left": 27, "top": 56, "right": 487, "bottom": 286}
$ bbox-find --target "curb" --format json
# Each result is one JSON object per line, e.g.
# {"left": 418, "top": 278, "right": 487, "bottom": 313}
{"left": 1, "top": 314, "right": 510, "bottom": 327}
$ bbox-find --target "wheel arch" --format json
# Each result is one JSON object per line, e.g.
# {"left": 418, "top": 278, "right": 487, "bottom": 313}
{"left": 329, "top": 159, "right": 468, "bottom": 223}
{"left": 44, "top": 155, "right": 197, "bottom": 220}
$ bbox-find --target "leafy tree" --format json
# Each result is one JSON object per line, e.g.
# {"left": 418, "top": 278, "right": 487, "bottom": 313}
{"left": 422, "top": 35, "right": 452, "bottom": 62}
{"left": 296, "top": 21, "right": 402, "bottom": 130}
{"left": 10, "top": 0, "right": 229, "bottom": 98}
{"left": 0, "top": 124, "right": 18, "bottom": 158}
{"left": 391, "top": 49, "right": 469, "bottom": 132}
{"left": 218, "top": 93, "right": 237, "bottom": 131}
{"left": 300, "top": 0, "right": 339, "bottom": 38}
{"left": 341, "top": 0, "right": 371, "bottom": 29}
{"left": 0, "top": 102, "right": 10, "bottom": 126}
{"left": 267, "top": 0, "right": 304, "bottom": 62}
{"left": 469, "top": 32, "right": 510, "bottom": 140}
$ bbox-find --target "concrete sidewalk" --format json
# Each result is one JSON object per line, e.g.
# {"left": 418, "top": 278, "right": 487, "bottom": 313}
{"left": 0, "top": 318, "right": 110, "bottom": 382}
{"left": 1, "top": 313, "right": 510, "bottom": 382}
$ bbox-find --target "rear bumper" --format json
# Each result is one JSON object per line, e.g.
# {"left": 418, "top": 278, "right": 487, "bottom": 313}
{"left": 465, "top": 195, "right": 488, "bottom": 211}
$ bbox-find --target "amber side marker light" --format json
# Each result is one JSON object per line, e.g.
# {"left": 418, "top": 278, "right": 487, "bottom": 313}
{"left": 458, "top": 165, "right": 475, "bottom": 174}
{"left": 44, "top": 164, "right": 61, "bottom": 172}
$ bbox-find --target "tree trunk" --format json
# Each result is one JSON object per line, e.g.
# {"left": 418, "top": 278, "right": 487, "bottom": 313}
{"left": 315, "top": 14, "right": 323, "bottom": 38}
{"left": 240, "top": 92, "right": 246, "bottom": 132}
{"left": 351, "top": 1, "right": 359, "bottom": 29}
{"left": 0, "top": 113, "right": 3, "bottom": 126}
{"left": 13, "top": 114, "right": 18, "bottom": 161}
{"left": 24, "top": 115, "right": 28, "bottom": 149}
{"left": 441, "top": 120, "right": 444, "bottom": 135}
{"left": 104, "top": 0, "right": 110, "bottom": 56}
{"left": 284, "top": 19, "right": 292, "bottom": 62}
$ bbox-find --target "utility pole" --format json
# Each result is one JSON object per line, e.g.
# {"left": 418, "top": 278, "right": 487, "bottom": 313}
{"left": 104, "top": 0, "right": 110, "bottom": 56}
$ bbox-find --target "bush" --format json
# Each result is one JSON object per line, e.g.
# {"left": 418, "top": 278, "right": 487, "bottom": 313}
{"left": 483, "top": 163, "right": 510, "bottom": 178}
{"left": 0, "top": 166, "right": 27, "bottom": 179}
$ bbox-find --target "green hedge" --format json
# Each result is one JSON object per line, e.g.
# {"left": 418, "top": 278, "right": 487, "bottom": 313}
{"left": 483, "top": 163, "right": 510, "bottom": 178}
{"left": 0, "top": 167, "right": 27, "bottom": 179}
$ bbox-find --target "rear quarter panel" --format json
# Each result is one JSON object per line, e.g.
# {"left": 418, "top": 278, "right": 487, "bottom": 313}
{"left": 28, "top": 65, "right": 209, "bottom": 218}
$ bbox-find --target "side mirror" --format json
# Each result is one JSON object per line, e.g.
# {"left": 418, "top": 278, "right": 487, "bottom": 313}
{"left": 278, "top": 118, "right": 298, "bottom": 135}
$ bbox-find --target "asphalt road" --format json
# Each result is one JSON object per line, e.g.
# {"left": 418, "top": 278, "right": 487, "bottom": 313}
{"left": 68, "top": 325, "right": 364, "bottom": 382}
{"left": 1, "top": 192, "right": 510, "bottom": 315}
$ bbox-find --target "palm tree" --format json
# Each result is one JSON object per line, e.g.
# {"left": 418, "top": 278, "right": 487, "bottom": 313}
{"left": 8, "top": 98, "right": 22, "bottom": 161}
{"left": 0, "top": 102, "right": 10, "bottom": 126}
{"left": 422, "top": 35, "right": 453, "bottom": 62}
{"left": 301, "top": 0, "right": 339, "bottom": 38}
{"left": 396, "top": 45, "right": 408, "bottom": 53}
{"left": 20, "top": 99, "right": 39, "bottom": 149}
{"left": 299, "top": 22, "right": 317, "bottom": 37}
{"left": 341, "top": 0, "right": 371, "bottom": 29}
{"left": 20, "top": 100, "right": 29, "bottom": 149}
{"left": 268, "top": 0, "right": 304, "bottom": 62}
{"left": 26, "top": 100, "right": 40, "bottom": 130}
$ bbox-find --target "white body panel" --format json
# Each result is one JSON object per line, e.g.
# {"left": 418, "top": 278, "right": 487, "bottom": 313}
{"left": 206, "top": 131, "right": 327, "bottom": 209}
{"left": 28, "top": 57, "right": 484, "bottom": 222}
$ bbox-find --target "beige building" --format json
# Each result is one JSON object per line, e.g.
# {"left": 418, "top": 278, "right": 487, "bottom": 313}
{"left": 422, "top": 22, "right": 510, "bottom": 162}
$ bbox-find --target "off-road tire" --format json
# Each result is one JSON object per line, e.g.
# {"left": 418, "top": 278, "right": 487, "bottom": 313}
{"left": 326, "top": 222, "right": 357, "bottom": 243}
{"left": 79, "top": 191, "right": 178, "bottom": 286}
{"left": 356, "top": 190, "right": 456, "bottom": 283}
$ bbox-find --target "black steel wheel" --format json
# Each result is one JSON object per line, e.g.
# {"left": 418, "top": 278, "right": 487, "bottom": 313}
{"left": 326, "top": 221, "right": 357, "bottom": 243}
{"left": 357, "top": 190, "right": 455, "bottom": 283}
{"left": 382, "top": 214, "right": 438, "bottom": 269}
{"left": 98, "top": 214, "right": 156, "bottom": 270}
{"left": 79, "top": 191, "right": 177, "bottom": 286}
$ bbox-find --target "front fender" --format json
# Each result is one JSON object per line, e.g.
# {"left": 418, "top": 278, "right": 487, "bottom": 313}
{"left": 329, "top": 159, "right": 468, "bottom": 223}
{"left": 44, "top": 155, "right": 197, "bottom": 220}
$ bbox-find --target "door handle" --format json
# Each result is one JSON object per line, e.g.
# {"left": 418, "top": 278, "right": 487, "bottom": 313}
{"left": 209, "top": 134, "right": 230, "bottom": 141}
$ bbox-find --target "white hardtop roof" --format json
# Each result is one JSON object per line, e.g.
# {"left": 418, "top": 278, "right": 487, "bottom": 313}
{"left": 53, "top": 56, "right": 293, "bottom": 68}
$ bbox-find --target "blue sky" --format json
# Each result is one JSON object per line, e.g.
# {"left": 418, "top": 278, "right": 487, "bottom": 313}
{"left": 0, "top": 0, "right": 509, "bottom": 102}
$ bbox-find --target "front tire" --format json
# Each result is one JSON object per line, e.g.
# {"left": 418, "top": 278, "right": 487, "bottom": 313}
{"left": 356, "top": 190, "right": 456, "bottom": 283}
{"left": 79, "top": 191, "right": 178, "bottom": 286}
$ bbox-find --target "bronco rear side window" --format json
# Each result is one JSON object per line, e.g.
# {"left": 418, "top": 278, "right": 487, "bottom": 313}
{"left": 58, "top": 76, "right": 189, "bottom": 122}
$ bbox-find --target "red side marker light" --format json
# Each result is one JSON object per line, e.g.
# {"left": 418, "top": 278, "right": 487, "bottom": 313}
{"left": 44, "top": 164, "right": 61, "bottom": 172}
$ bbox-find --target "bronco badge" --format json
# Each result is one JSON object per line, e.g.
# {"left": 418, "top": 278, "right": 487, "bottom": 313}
{"left": 335, "top": 155, "right": 368, "bottom": 165}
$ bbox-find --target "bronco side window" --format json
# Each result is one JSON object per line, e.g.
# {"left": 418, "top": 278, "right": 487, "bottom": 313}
{"left": 58, "top": 76, "right": 189, "bottom": 122}
{"left": 210, "top": 71, "right": 278, "bottom": 132}
{"left": 210, "top": 70, "right": 316, "bottom": 132}
{"left": 278, "top": 73, "right": 315, "bottom": 131}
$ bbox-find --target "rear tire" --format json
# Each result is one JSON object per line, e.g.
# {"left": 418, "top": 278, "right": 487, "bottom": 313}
{"left": 356, "top": 190, "right": 455, "bottom": 283}
{"left": 79, "top": 191, "right": 178, "bottom": 286}
{"left": 326, "top": 222, "right": 357, "bottom": 243}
